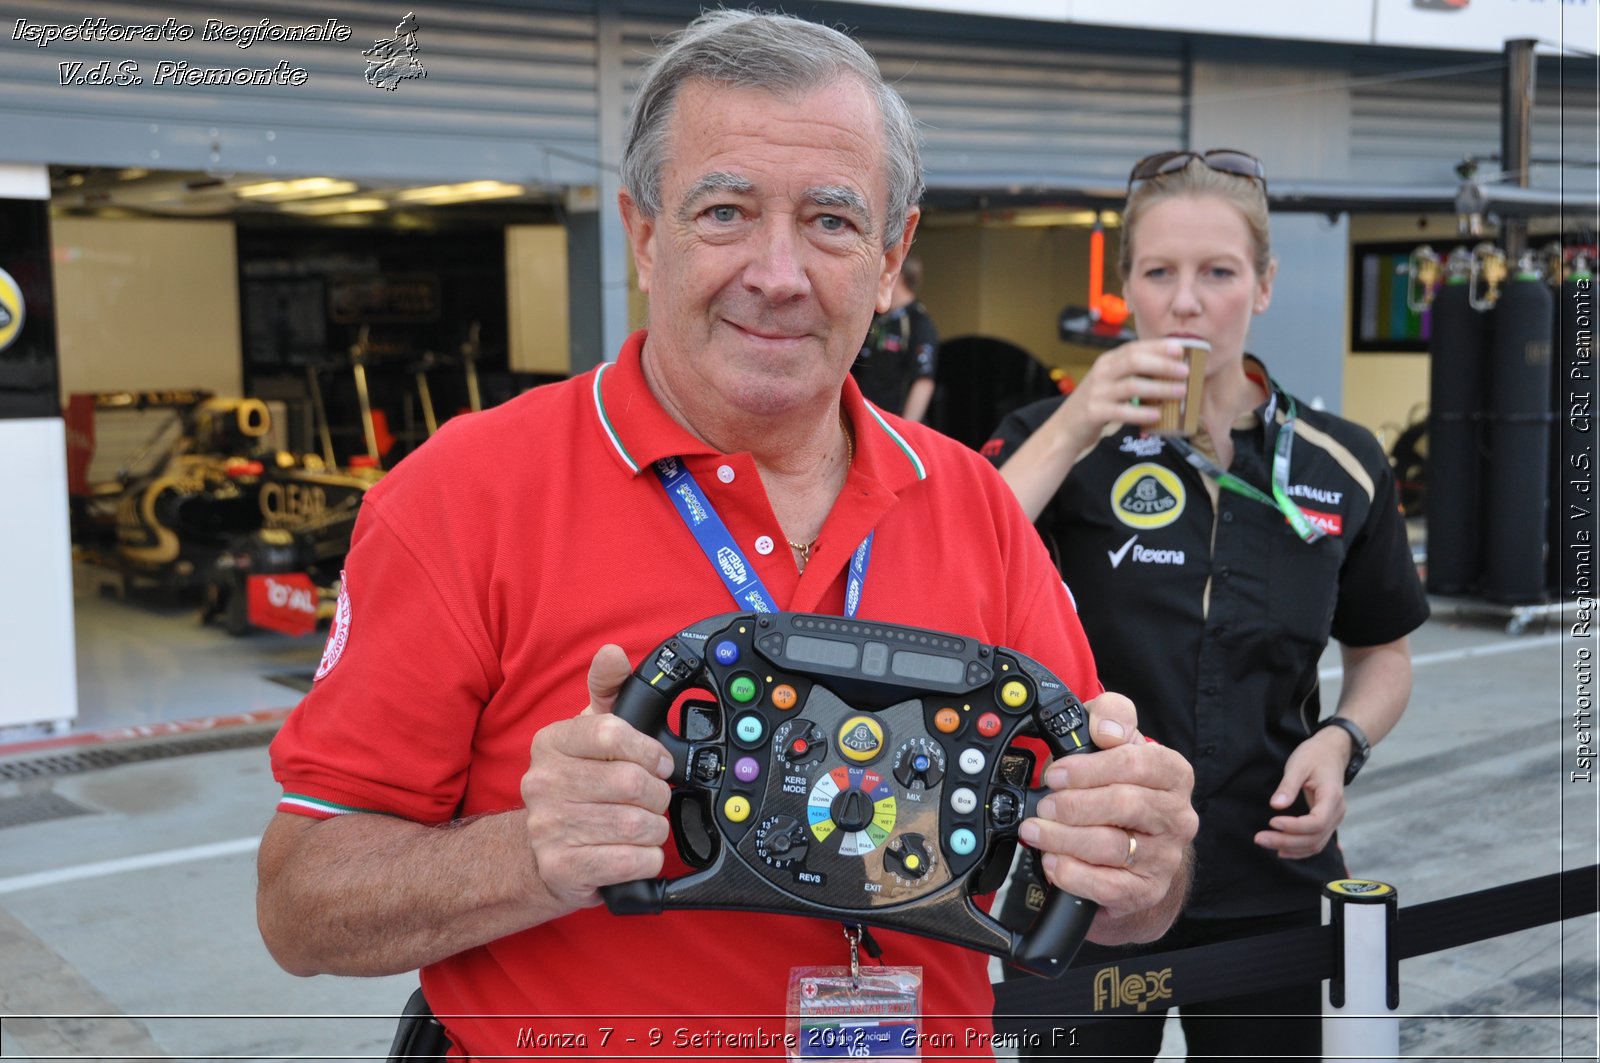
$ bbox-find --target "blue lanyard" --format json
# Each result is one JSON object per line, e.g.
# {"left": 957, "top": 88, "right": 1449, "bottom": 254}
{"left": 653, "top": 457, "right": 873, "bottom": 617}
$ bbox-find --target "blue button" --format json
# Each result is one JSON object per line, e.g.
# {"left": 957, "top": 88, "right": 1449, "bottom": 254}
{"left": 912, "top": 754, "right": 930, "bottom": 772}
{"left": 949, "top": 828, "right": 977, "bottom": 856}
{"left": 735, "top": 715, "right": 765, "bottom": 744}
{"left": 714, "top": 640, "right": 741, "bottom": 666}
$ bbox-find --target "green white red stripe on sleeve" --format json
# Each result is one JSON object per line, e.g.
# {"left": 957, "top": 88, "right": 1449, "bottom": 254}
{"left": 276, "top": 793, "right": 379, "bottom": 819}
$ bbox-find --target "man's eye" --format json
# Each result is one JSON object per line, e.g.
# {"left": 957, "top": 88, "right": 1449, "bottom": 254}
{"left": 817, "top": 214, "right": 848, "bottom": 232}
{"left": 707, "top": 205, "right": 739, "bottom": 223}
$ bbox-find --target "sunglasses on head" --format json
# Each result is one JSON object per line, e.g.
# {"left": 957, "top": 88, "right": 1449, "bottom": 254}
{"left": 1128, "top": 149, "right": 1267, "bottom": 194}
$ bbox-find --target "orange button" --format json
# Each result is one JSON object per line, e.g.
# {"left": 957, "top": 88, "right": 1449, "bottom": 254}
{"left": 934, "top": 707, "right": 962, "bottom": 734}
{"left": 772, "top": 684, "right": 799, "bottom": 710}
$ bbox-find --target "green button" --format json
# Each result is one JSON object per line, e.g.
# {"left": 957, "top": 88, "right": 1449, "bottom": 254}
{"left": 730, "top": 675, "right": 758, "bottom": 704}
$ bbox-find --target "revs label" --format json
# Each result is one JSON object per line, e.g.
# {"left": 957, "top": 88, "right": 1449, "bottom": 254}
{"left": 1110, "top": 463, "right": 1186, "bottom": 530}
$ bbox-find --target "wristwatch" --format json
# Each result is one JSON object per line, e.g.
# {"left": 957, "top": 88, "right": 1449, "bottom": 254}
{"left": 1316, "top": 716, "right": 1371, "bottom": 785}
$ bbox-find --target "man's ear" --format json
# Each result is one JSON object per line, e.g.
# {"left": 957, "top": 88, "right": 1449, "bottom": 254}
{"left": 619, "top": 190, "right": 656, "bottom": 294}
{"left": 876, "top": 207, "right": 921, "bottom": 313}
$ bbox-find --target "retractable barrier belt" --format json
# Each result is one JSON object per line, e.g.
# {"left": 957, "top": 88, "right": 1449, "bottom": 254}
{"left": 992, "top": 864, "right": 1598, "bottom": 1031}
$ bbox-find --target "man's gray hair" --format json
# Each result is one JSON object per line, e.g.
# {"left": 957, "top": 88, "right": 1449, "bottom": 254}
{"left": 620, "top": 8, "right": 924, "bottom": 249}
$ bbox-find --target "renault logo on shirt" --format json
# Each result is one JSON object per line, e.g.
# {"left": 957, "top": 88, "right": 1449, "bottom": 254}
{"left": 1110, "top": 463, "right": 1185, "bottom": 530}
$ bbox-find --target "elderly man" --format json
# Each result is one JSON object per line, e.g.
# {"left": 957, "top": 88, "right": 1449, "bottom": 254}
{"left": 257, "top": 9, "right": 1196, "bottom": 1058}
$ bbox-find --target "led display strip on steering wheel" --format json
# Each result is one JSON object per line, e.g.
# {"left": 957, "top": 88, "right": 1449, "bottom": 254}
{"left": 601, "top": 611, "right": 1100, "bottom": 978}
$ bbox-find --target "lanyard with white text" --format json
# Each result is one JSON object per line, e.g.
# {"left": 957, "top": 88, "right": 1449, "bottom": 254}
{"left": 1163, "top": 389, "right": 1325, "bottom": 544}
{"left": 653, "top": 457, "right": 874, "bottom": 617}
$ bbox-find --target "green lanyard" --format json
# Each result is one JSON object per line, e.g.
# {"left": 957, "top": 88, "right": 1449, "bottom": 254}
{"left": 1164, "top": 387, "right": 1325, "bottom": 544}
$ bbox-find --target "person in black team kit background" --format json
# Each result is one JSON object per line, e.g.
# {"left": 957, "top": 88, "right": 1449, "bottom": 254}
{"left": 985, "top": 150, "right": 1429, "bottom": 1062}
{"left": 851, "top": 254, "right": 938, "bottom": 421}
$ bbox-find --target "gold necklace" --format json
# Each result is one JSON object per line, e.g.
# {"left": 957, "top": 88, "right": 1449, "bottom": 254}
{"left": 787, "top": 418, "right": 854, "bottom": 565}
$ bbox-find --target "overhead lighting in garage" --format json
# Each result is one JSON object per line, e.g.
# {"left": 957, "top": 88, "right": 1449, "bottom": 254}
{"left": 235, "top": 177, "right": 360, "bottom": 201}
{"left": 393, "top": 180, "right": 524, "bottom": 205}
{"left": 279, "top": 196, "right": 389, "bottom": 215}
{"left": 996, "top": 209, "right": 1121, "bottom": 228}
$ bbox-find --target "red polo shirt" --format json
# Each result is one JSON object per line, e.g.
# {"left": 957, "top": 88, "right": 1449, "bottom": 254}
{"left": 270, "top": 332, "right": 1102, "bottom": 1058}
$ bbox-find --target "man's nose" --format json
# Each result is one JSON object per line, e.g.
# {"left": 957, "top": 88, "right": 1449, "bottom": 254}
{"left": 743, "top": 218, "right": 810, "bottom": 302}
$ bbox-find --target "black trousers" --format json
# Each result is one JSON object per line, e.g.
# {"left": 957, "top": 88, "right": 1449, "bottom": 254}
{"left": 1017, "top": 907, "right": 1324, "bottom": 1063}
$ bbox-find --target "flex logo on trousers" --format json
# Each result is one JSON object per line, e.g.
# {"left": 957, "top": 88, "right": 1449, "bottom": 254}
{"left": 1093, "top": 965, "right": 1173, "bottom": 1012}
{"left": 1107, "top": 534, "right": 1187, "bottom": 569}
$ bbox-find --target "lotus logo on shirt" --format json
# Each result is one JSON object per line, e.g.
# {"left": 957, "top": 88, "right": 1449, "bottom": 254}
{"left": 716, "top": 546, "right": 749, "bottom": 585}
{"left": 1110, "top": 463, "right": 1186, "bottom": 530}
{"left": 676, "top": 483, "right": 709, "bottom": 525}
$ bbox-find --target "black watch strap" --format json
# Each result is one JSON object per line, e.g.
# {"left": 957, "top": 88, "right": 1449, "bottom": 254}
{"left": 1317, "top": 716, "right": 1371, "bottom": 785}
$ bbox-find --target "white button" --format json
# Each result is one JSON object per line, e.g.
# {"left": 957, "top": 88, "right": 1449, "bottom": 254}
{"left": 958, "top": 748, "right": 986, "bottom": 776}
{"left": 717, "top": 464, "right": 736, "bottom": 483}
{"left": 950, "top": 787, "right": 978, "bottom": 815}
{"left": 754, "top": 535, "right": 775, "bottom": 555}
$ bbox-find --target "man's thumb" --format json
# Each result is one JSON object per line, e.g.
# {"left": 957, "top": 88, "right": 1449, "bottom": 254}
{"left": 586, "top": 643, "right": 634, "bottom": 715}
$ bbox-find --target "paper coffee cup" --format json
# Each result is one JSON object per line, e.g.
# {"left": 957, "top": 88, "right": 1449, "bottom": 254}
{"left": 1152, "top": 338, "right": 1209, "bottom": 436}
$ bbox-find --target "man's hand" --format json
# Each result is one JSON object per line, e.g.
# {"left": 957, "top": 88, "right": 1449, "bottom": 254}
{"left": 1254, "top": 727, "right": 1349, "bottom": 860}
{"left": 1018, "top": 691, "right": 1197, "bottom": 945}
{"left": 519, "top": 645, "right": 676, "bottom": 911}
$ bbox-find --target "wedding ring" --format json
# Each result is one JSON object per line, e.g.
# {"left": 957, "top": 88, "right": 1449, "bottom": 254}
{"left": 1124, "top": 832, "right": 1138, "bottom": 867}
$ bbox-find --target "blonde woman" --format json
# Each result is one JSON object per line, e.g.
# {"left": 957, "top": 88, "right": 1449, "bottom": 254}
{"left": 988, "top": 151, "right": 1427, "bottom": 1061}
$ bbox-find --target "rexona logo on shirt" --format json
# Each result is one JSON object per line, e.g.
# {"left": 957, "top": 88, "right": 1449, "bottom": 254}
{"left": 1107, "top": 534, "right": 1186, "bottom": 569}
{"left": 1110, "top": 463, "right": 1185, "bottom": 530}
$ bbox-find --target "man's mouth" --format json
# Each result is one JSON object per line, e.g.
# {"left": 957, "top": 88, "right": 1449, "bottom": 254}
{"left": 728, "top": 321, "right": 808, "bottom": 343}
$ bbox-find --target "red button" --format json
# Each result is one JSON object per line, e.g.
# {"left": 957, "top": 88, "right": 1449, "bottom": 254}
{"left": 791, "top": 738, "right": 810, "bottom": 756}
{"left": 976, "top": 712, "right": 1002, "bottom": 737}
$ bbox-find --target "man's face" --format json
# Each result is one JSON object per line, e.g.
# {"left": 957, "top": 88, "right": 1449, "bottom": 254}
{"left": 622, "top": 77, "right": 916, "bottom": 420}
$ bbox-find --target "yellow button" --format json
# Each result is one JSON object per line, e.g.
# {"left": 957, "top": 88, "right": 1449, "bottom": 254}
{"left": 934, "top": 707, "right": 962, "bottom": 734}
{"left": 772, "top": 684, "right": 799, "bottom": 710}
{"left": 904, "top": 854, "right": 921, "bottom": 871}
{"left": 837, "top": 715, "right": 885, "bottom": 762}
{"left": 1000, "top": 680, "right": 1030, "bottom": 708}
{"left": 723, "top": 795, "right": 751, "bottom": 823}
